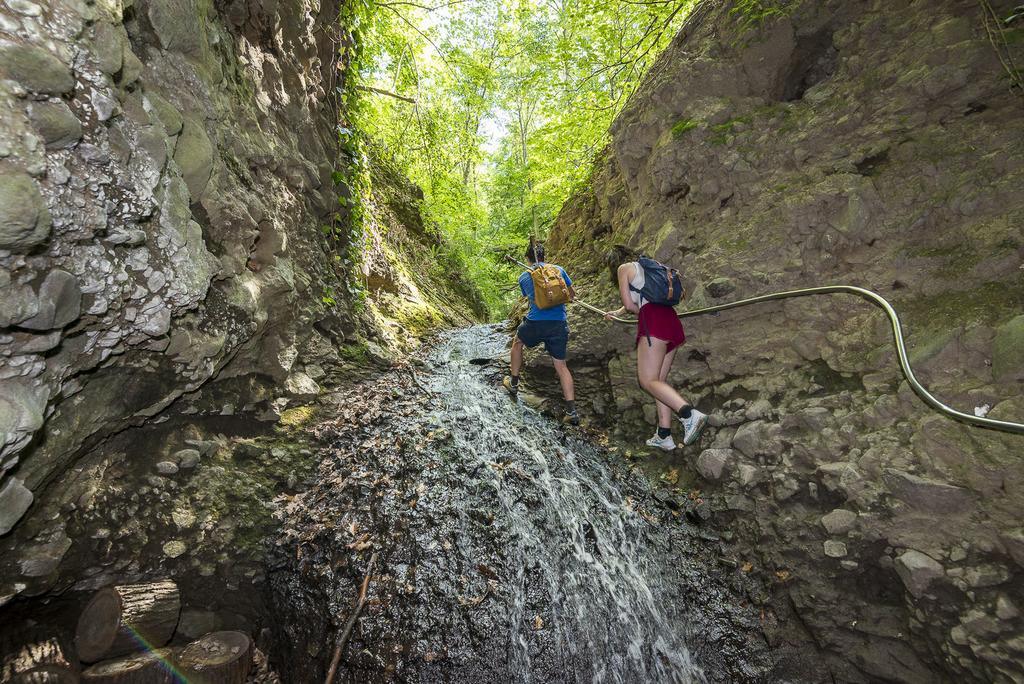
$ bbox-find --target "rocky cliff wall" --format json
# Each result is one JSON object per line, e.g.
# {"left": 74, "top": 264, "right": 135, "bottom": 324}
{"left": 0, "top": 0, "right": 475, "bottom": 610}
{"left": 548, "top": 1, "right": 1024, "bottom": 681}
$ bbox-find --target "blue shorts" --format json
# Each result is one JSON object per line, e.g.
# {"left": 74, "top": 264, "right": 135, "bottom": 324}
{"left": 517, "top": 319, "right": 569, "bottom": 360}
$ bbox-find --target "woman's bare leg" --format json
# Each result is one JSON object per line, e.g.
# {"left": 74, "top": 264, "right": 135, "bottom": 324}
{"left": 637, "top": 339, "right": 687, "bottom": 413}
{"left": 655, "top": 347, "right": 677, "bottom": 429}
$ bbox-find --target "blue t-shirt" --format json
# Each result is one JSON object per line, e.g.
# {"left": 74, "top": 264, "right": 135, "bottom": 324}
{"left": 519, "top": 263, "right": 572, "bottom": 321}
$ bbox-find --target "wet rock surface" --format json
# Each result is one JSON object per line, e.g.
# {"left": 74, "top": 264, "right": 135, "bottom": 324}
{"left": 0, "top": 0, "right": 478, "bottom": 605}
{"left": 269, "top": 327, "right": 816, "bottom": 682}
{"left": 546, "top": 1, "right": 1024, "bottom": 681}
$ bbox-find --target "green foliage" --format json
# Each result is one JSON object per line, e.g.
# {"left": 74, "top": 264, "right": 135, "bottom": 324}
{"left": 342, "top": 0, "right": 695, "bottom": 318}
{"left": 671, "top": 118, "right": 700, "bottom": 138}
{"left": 709, "top": 115, "right": 751, "bottom": 144}
{"left": 339, "top": 340, "right": 370, "bottom": 364}
{"left": 316, "top": 0, "right": 378, "bottom": 310}
{"left": 729, "top": 0, "right": 795, "bottom": 32}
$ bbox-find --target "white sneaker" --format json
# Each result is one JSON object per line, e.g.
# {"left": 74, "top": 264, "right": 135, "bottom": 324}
{"left": 645, "top": 433, "right": 676, "bottom": 451}
{"left": 679, "top": 409, "right": 708, "bottom": 446}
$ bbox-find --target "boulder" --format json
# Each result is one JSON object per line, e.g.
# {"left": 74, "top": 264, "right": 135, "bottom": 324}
{"left": 883, "top": 469, "right": 973, "bottom": 514}
{"left": 0, "top": 381, "right": 46, "bottom": 463}
{"left": 895, "top": 549, "right": 944, "bottom": 598}
{"left": 731, "top": 420, "right": 780, "bottom": 457}
{"left": 91, "top": 21, "right": 125, "bottom": 75}
{"left": 773, "top": 474, "right": 800, "bottom": 501}
{"left": 0, "top": 44, "right": 75, "bottom": 95}
{"left": 744, "top": 399, "right": 772, "bottom": 421}
{"left": 706, "top": 277, "right": 736, "bottom": 298}
{"left": 285, "top": 372, "right": 321, "bottom": 397}
{"left": 963, "top": 564, "right": 1010, "bottom": 589}
{"left": 0, "top": 171, "right": 52, "bottom": 252}
{"left": 1000, "top": 528, "right": 1024, "bottom": 570}
{"left": 173, "top": 118, "right": 214, "bottom": 201}
{"left": 19, "top": 531, "right": 71, "bottom": 576}
{"left": 145, "top": 92, "right": 184, "bottom": 136}
{"left": 817, "top": 462, "right": 863, "bottom": 498}
{"left": 0, "top": 281, "right": 39, "bottom": 328}
{"left": 696, "top": 448, "right": 734, "bottom": 481}
{"left": 0, "top": 477, "right": 33, "bottom": 535}
{"left": 121, "top": 46, "right": 144, "bottom": 87}
{"left": 20, "top": 270, "right": 82, "bottom": 330}
{"left": 175, "top": 448, "right": 201, "bottom": 469}
{"left": 996, "top": 595, "right": 1019, "bottom": 621}
{"left": 959, "top": 609, "right": 999, "bottom": 639}
{"left": 821, "top": 508, "right": 857, "bottom": 535}
{"left": 824, "top": 540, "right": 848, "bottom": 558}
{"left": 724, "top": 494, "right": 754, "bottom": 512}
{"left": 147, "top": 0, "right": 205, "bottom": 57}
{"left": 736, "top": 463, "right": 761, "bottom": 487}
{"left": 28, "top": 101, "right": 82, "bottom": 150}
{"left": 156, "top": 461, "right": 179, "bottom": 475}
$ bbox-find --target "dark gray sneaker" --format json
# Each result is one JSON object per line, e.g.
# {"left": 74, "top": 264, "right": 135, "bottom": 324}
{"left": 563, "top": 409, "right": 580, "bottom": 426}
{"left": 502, "top": 376, "right": 518, "bottom": 398}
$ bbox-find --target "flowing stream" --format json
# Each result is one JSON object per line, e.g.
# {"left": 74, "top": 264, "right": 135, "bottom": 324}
{"left": 269, "top": 326, "right": 778, "bottom": 682}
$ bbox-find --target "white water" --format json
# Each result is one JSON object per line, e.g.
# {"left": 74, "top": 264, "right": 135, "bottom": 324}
{"left": 424, "top": 325, "right": 706, "bottom": 684}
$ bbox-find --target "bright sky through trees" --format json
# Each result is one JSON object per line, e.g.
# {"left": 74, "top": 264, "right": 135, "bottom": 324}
{"left": 352, "top": 0, "right": 696, "bottom": 316}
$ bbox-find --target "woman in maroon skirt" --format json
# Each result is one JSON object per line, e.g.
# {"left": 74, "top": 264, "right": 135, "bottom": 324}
{"left": 604, "top": 249, "right": 708, "bottom": 449}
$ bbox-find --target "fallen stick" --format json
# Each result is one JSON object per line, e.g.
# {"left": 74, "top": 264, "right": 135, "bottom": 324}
{"left": 324, "top": 552, "right": 378, "bottom": 684}
{"left": 408, "top": 367, "right": 432, "bottom": 394}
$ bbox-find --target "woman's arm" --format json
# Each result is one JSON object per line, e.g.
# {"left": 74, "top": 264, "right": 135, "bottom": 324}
{"left": 617, "top": 263, "right": 639, "bottom": 313}
{"left": 603, "top": 305, "right": 627, "bottom": 320}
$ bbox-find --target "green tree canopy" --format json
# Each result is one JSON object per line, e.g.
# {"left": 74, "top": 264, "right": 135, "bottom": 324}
{"left": 348, "top": 0, "right": 695, "bottom": 317}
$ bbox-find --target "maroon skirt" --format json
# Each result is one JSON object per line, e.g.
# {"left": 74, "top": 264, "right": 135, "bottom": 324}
{"left": 635, "top": 303, "right": 686, "bottom": 352}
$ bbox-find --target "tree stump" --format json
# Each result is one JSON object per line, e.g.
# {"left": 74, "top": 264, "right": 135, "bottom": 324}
{"left": 74, "top": 581, "right": 180, "bottom": 663}
{"left": 177, "top": 632, "right": 253, "bottom": 684}
{"left": 10, "top": 665, "right": 80, "bottom": 684}
{"left": 79, "top": 649, "right": 176, "bottom": 684}
{"left": 1, "top": 634, "right": 78, "bottom": 681}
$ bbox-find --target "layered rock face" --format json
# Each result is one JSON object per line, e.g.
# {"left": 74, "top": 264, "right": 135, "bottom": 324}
{"left": 0, "top": 0, "right": 474, "bottom": 609}
{"left": 549, "top": 1, "right": 1024, "bottom": 681}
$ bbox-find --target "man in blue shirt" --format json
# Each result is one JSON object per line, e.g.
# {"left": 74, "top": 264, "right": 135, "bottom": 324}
{"left": 503, "top": 242, "right": 580, "bottom": 425}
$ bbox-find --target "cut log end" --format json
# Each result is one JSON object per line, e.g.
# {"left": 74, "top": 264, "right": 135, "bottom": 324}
{"left": 10, "top": 665, "right": 80, "bottom": 684}
{"left": 75, "top": 581, "right": 180, "bottom": 663}
{"left": 75, "top": 588, "right": 121, "bottom": 664}
{"left": 2, "top": 634, "right": 79, "bottom": 682}
{"left": 178, "top": 631, "right": 253, "bottom": 684}
{"left": 80, "top": 648, "right": 176, "bottom": 684}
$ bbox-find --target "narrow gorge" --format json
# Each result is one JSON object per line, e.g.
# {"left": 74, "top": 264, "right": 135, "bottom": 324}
{"left": 1, "top": 0, "right": 1022, "bottom": 682}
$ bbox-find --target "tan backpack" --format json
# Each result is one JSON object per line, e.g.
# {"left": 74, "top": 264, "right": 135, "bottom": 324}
{"left": 530, "top": 263, "right": 571, "bottom": 309}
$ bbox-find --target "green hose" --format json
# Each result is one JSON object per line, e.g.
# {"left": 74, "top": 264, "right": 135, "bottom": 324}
{"left": 574, "top": 286, "right": 1024, "bottom": 436}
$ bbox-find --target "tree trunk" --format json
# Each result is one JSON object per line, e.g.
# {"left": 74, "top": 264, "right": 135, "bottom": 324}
{"left": 2, "top": 634, "right": 78, "bottom": 681}
{"left": 74, "top": 581, "right": 180, "bottom": 663}
{"left": 79, "top": 649, "right": 177, "bottom": 684}
{"left": 10, "top": 665, "right": 80, "bottom": 684}
{"left": 176, "top": 631, "right": 252, "bottom": 684}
